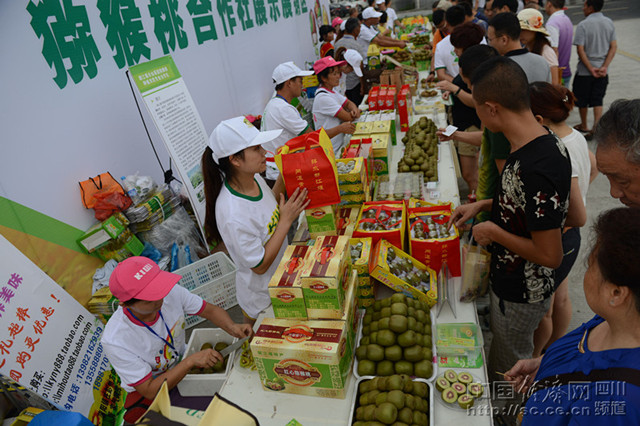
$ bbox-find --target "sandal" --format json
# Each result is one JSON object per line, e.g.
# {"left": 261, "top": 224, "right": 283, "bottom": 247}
{"left": 573, "top": 124, "right": 592, "bottom": 134}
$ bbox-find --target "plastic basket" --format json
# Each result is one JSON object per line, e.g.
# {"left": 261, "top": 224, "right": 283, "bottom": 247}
{"left": 175, "top": 252, "right": 238, "bottom": 328}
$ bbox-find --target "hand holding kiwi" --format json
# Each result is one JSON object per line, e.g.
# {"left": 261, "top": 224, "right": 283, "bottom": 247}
{"left": 187, "top": 342, "right": 229, "bottom": 374}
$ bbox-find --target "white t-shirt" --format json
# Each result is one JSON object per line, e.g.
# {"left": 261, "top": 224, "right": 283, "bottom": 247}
{"left": 336, "top": 73, "right": 347, "bottom": 96}
{"left": 547, "top": 25, "right": 559, "bottom": 49}
{"left": 561, "top": 129, "right": 591, "bottom": 206}
{"left": 433, "top": 35, "right": 459, "bottom": 79}
{"left": 262, "top": 96, "right": 309, "bottom": 180}
{"left": 541, "top": 44, "right": 559, "bottom": 68}
{"left": 313, "top": 87, "right": 349, "bottom": 154}
{"left": 215, "top": 175, "right": 287, "bottom": 318}
{"left": 358, "top": 23, "right": 379, "bottom": 59}
{"left": 386, "top": 8, "right": 398, "bottom": 31}
{"left": 101, "top": 285, "right": 205, "bottom": 392}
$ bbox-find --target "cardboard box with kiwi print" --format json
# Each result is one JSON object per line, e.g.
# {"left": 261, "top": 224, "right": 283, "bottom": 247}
{"left": 250, "top": 318, "right": 353, "bottom": 399}
{"left": 268, "top": 245, "right": 312, "bottom": 320}
{"left": 305, "top": 204, "right": 338, "bottom": 238}
{"left": 300, "top": 235, "right": 351, "bottom": 319}
{"left": 349, "top": 237, "right": 376, "bottom": 307}
{"left": 370, "top": 239, "right": 438, "bottom": 307}
{"left": 336, "top": 207, "right": 361, "bottom": 237}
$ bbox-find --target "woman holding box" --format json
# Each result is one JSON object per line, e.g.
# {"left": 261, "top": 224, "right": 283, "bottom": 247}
{"left": 201, "top": 116, "right": 309, "bottom": 325}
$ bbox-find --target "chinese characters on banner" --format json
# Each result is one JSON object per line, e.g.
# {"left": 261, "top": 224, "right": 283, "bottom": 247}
{"left": 26, "top": 0, "right": 309, "bottom": 89}
{"left": 0, "top": 235, "right": 125, "bottom": 424}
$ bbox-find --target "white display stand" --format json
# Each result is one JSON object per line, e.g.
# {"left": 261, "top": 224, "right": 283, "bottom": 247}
{"left": 220, "top": 70, "right": 492, "bottom": 425}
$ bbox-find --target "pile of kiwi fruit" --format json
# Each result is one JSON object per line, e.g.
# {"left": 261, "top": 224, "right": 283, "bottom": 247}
{"left": 399, "top": 117, "right": 438, "bottom": 183}
{"left": 353, "top": 375, "right": 430, "bottom": 426}
{"left": 409, "top": 34, "right": 430, "bottom": 45}
{"left": 394, "top": 50, "right": 412, "bottom": 63}
{"left": 435, "top": 369, "right": 484, "bottom": 409}
{"left": 412, "top": 49, "right": 432, "bottom": 62}
{"left": 356, "top": 293, "right": 434, "bottom": 380}
{"left": 188, "top": 342, "right": 229, "bottom": 374}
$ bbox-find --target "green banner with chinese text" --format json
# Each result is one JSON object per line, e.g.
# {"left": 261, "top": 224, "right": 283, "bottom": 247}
{"left": 129, "top": 56, "right": 181, "bottom": 94}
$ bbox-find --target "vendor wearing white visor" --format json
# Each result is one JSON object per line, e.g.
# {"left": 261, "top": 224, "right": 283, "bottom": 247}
{"left": 359, "top": 6, "right": 406, "bottom": 56}
{"left": 334, "top": 48, "right": 364, "bottom": 98}
{"left": 261, "top": 62, "right": 314, "bottom": 186}
{"left": 201, "top": 117, "right": 309, "bottom": 325}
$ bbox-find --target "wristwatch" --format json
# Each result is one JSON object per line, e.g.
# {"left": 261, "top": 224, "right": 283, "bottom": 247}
{"left": 454, "top": 86, "right": 462, "bottom": 96}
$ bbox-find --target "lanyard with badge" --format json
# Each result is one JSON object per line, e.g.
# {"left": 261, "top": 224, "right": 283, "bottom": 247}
{"left": 127, "top": 308, "right": 178, "bottom": 354}
{"left": 275, "top": 94, "right": 289, "bottom": 104}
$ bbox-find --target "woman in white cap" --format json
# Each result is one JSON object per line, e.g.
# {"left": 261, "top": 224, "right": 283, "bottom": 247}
{"left": 312, "top": 56, "right": 360, "bottom": 154}
{"left": 201, "top": 117, "right": 309, "bottom": 325}
{"left": 334, "top": 48, "right": 364, "bottom": 98}
{"left": 518, "top": 8, "right": 560, "bottom": 85}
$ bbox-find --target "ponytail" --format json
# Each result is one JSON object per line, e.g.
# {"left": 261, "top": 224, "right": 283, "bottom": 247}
{"left": 201, "top": 147, "right": 243, "bottom": 244}
{"left": 529, "top": 82, "right": 576, "bottom": 124}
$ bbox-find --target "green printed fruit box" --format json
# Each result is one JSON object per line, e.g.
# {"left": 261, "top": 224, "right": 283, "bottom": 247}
{"left": 342, "top": 270, "right": 359, "bottom": 358}
{"left": 436, "top": 323, "right": 484, "bottom": 368}
{"left": 301, "top": 235, "right": 350, "bottom": 319}
{"left": 380, "top": 111, "right": 397, "bottom": 145}
{"left": 337, "top": 157, "right": 366, "bottom": 186}
{"left": 305, "top": 204, "right": 338, "bottom": 238}
{"left": 349, "top": 237, "right": 372, "bottom": 276}
{"left": 370, "top": 133, "right": 390, "bottom": 175}
{"left": 250, "top": 318, "right": 352, "bottom": 399}
{"left": 269, "top": 245, "right": 312, "bottom": 320}
{"left": 77, "top": 212, "right": 128, "bottom": 253}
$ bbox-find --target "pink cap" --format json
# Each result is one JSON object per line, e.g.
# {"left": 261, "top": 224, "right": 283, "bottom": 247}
{"left": 109, "top": 256, "right": 182, "bottom": 302}
{"left": 313, "top": 56, "right": 347, "bottom": 74}
{"left": 332, "top": 17, "right": 343, "bottom": 27}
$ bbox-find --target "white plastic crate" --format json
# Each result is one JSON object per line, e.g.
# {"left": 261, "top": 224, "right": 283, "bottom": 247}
{"left": 174, "top": 252, "right": 238, "bottom": 328}
{"left": 177, "top": 328, "right": 237, "bottom": 397}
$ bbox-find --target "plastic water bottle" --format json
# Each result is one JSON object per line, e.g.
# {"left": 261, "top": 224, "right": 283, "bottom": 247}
{"left": 121, "top": 176, "right": 138, "bottom": 200}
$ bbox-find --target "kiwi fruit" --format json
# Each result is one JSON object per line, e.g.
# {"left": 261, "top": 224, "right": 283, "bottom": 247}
{"left": 458, "top": 371, "right": 473, "bottom": 384}
{"left": 444, "top": 369, "right": 458, "bottom": 383}
{"left": 442, "top": 387, "right": 457, "bottom": 404}
{"left": 458, "top": 394, "right": 475, "bottom": 409}
{"left": 468, "top": 383, "right": 484, "bottom": 398}
{"left": 452, "top": 382, "right": 467, "bottom": 396}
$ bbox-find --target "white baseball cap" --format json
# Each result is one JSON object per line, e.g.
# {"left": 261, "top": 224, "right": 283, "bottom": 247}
{"left": 344, "top": 49, "right": 363, "bottom": 77}
{"left": 363, "top": 7, "right": 383, "bottom": 19}
{"left": 375, "top": 0, "right": 385, "bottom": 4}
{"left": 340, "top": 20, "right": 347, "bottom": 31}
{"left": 208, "top": 117, "right": 281, "bottom": 164}
{"left": 272, "top": 62, "right": 314, "bottom": 85}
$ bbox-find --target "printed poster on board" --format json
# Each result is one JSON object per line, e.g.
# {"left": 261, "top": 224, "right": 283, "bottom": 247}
{"left": 128, "top": 56, "right": 209, "bottom": 243}
{"left": 0, "top": 235, "right": 125, "bottom": 424}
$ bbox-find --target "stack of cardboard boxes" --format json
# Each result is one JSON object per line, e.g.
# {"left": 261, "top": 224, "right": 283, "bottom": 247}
{"left": 336, "top": 157, "right": 369, "bottom": 208}
{"left": 349, "top": 237, "right": 375, "bottom": 308}
{"left": 256, "top": 235, "right": 359, "bottom": 399}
